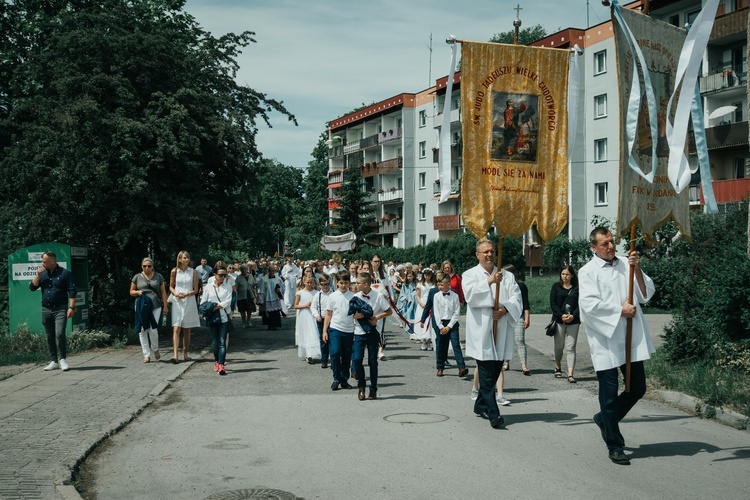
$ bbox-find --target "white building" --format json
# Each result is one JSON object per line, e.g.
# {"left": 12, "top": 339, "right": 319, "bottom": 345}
{"left": 326, "top": 0, "right": 749, "bottom": 249}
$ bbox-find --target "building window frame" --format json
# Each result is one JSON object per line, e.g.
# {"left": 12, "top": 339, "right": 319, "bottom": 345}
{"left": 418, "top": 172, "right": 426, "bottom": 189}
{"left": 594, "top": 138, "right": 607, "bottom": 163}
{"left": 419, "top": 234, "right": 427, "bottom": 246}
{"left": 594, "top": 182, "right": 608, "bottom": 206}
{"left": 419, "top": 203, "right": 426, "bottom": 221}
{"left": 419, "top": 141, "right": 426, "bottom": 159}
{"left": 419, "top": 110, "right": 427, "bottom": 128}
{"left": 594, "top": 50, "right": 607, "bottom": 75}
{"left": 594, "top": 94, "right": 607, "bottom": 119}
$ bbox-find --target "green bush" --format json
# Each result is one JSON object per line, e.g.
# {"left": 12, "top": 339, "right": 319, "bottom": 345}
{"left": 542, "top": 235, "right": 591, "bottom": 273}
{"left": 660, "top": 203, "right": 750, "bottom": 365}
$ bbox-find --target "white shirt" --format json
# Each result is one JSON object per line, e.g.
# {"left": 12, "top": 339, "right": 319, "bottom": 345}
{"left": 462, "top": 265, "right": 522, "bottom": 361}
{"left": 578, "top": 254, "right": 656, "bottom": 371}
{"left": 310, "top": 289, "right": 331, "bottom": 320}
{"left": 434, "top": 290, "right": 460, "bottom": 329}
{"left": 353, "top": 290, "right": 390, "bottom": 336}
{"left": 200, "top": 281, "right": 233, "bottom": 323}
{"left": 326, "top": 289, "right": 355, "bottom": 333}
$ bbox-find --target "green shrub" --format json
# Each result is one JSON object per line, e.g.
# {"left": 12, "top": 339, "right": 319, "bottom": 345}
{"left": 68, "top": 329, "right": 116, "bottom": 351}
{"left": 542, "top": 235, "right": 591, "bottom": 273}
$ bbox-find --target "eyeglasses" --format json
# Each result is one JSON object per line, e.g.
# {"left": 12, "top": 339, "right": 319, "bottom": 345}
{"left": 142, "top": 265, "right": 152, "bottom": 268}
{"left": 216, "top": 274, "right": 228, "bottom": 278}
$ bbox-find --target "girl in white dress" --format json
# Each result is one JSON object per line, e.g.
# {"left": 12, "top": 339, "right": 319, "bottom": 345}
{"left": 415, "top": 268, "right": 435, "bottom": 350}
{"left": 294, "top": 276, "right": 321, "bottom": 363}
{"left": 169, "top": 251, "right": 201, "bottom": 363}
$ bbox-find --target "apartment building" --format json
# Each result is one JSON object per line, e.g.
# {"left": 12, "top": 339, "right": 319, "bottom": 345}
{"left": 326, "top": 0, "right": 749, "bottom": 249}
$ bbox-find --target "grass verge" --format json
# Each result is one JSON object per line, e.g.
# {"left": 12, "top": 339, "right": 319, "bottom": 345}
{"left": 646, "top": 349, "right": 750, "bottom": 417}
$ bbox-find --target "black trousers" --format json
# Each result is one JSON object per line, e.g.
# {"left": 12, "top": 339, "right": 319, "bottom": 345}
{"left": 474, "top": 359, "right": 503, "bottom": 420}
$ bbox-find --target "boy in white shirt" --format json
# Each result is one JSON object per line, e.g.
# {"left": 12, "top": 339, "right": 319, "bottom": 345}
{"left": 322, "top": 273, "right": 355, "bottom": 391}
{"left": 352, "top": 272, "right": 393, "bottom": 401}
{"left": 420, "top": 273, "right": 468, "bottom": 377}
{"left": 311, "top": 275, "right": 332, "bottom": 369}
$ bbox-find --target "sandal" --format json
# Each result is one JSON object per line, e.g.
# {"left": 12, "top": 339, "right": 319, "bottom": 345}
{"left": 554, "top": 368, "right": 563, "bottom": 378}
{"left": 170, "top": 357, "right": 178, "bottom": 364}
{"left": 522, "top": 368, "right": 531, "bottom": 376}
{"left": 568, "top": 375, "right": 577, "bottom": 384}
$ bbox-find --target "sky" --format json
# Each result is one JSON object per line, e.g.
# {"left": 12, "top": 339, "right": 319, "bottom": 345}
{"left": 184, "top": 0, "right": 612, "bottom": 170}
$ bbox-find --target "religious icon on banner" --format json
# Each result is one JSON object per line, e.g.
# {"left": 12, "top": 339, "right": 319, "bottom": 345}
{"left": 491, "top": 93, "right": 539, "bottom": 162}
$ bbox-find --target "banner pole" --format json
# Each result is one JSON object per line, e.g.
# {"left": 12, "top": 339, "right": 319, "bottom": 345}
{"left": 492, "top": 237, "right": 504, "bottom": 343}
{"left": 625, "top": 224, "right": 636, "bottom": 392}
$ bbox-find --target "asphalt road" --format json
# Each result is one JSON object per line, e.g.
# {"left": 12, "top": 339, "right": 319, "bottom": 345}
{"left": 76, "top": 314, "right": 750, "bottom": 499}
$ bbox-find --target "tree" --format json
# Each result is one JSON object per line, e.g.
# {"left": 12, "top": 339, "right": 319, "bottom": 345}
{"left": 286, "top": 133, "right": 330, "bottom": 252}
{"left": 489, "top": 24, "right": 548, "bottom": 45}
{"left": 334, "top": 166, "right": 373, "bottom": 246}
{"left": 0, "top": 0, "right": 295, "bottom": 326}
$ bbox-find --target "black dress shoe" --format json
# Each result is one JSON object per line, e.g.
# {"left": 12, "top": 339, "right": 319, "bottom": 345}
{"left": 331, "top": 381, "right": 340, "bottom": 391}
{"left": 340, "top": 381, "right": 352, "bottom": 389}
{"left": 593, "top": 413, "right": 606, "bottom": 443}
{"left": 458, "top": 368, "right": 469, "bottom": 377}
{"left": 490, "top": 416, "right": 505, "bottom": 429}
{"left": 608, "top": 450, "right": 630, "bottom": 465}
{"left": 367, "top": 390, "right": 377, "bottom": 400}
{"left": 321, "top": 363, "right": 328, "bottom": 369}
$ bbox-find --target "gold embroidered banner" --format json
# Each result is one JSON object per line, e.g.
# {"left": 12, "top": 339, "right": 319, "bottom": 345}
{"left": 460, "top": 41, "right": 569, "bottom": 241}
{"left": 614, "top": 7, "right": 691, "bottom": 240}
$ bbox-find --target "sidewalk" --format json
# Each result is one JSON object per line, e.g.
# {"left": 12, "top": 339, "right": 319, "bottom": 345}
{"left": 1, "top": 314, "right": 749, "bottom": 499}
{"left": 0, "top": 327, "right": 213, "bottom": 500}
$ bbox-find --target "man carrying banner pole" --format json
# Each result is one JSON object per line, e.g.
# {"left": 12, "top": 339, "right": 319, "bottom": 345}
{"left": 578, "top": 226, "right": 656, "bottom": 465}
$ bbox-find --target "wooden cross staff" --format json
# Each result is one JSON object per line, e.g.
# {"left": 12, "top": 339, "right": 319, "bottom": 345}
{"left": 625, "top": 224, "right": 636, "bottom": 392}
{"left": 492, "top": 238, "right": 505, "bottom": 342}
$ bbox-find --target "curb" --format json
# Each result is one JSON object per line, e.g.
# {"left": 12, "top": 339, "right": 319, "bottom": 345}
{"left": 657, "top": 390, "right": 750, "bottom": 433}
{"left": 53, "top": 346, "right": 213, "bottom": 499}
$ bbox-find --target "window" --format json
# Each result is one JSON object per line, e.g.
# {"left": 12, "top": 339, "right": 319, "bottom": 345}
{"left": 594, "top": 138, "right": 607, "bottom": 162}
{"left": 594, "top": 94, "right": 607, "bottom": 118}
{"left": 594, "top": 182, "right": 608, "bottom": 206}
{"left": 419, "top": 172, "right": 426, "bottom": 189}
{"left": 594, "top": 50, "right": 607, "bottom": 75}
{"left": 668, "top": 14, "right": 679, "bottom": 27}
{"left": 419, "top": 141, "right": 426, "bottom": 159}
{"left": 686, "top": 9, "right": 700, "bottom": 26}
{"left": 733, "top": 101, "right": 743, "bottom": 122}
{"left": 419, "top": 203, "right": 426, "bottom": 220}
{"left": 736, "top": 158, "right": 747, "bottom": 179}
{"left": 419, "top": 234, "right": 427, "bottom": 246}
{"left": 419, "top": 110, "right": 427, "bottom": 128}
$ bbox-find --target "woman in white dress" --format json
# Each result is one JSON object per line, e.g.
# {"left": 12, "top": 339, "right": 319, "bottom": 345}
{"left": 294, "top": 276, "right": 321, "bottom": 363}
{"left": 169, "top": 251, "right": 200, "bottom": 363}
{"left": 415, "top": 268, "right": 436, "bottom": 350}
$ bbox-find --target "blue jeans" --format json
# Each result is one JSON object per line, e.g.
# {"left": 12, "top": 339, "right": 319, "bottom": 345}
{"left": 209, "top": 320, "right": 229, "bottom": 364}
{"left": 596, "top": 361, "right": 647, "bottom": 452}
{"left": 435, "top": 321, "right": 465, "bottom": 370}
{"left": 328, "top": 328, "right": 353, "bottom": 384}
{"left": 42, "top": 306, "right": 68, "bottom": 362}
{"left": 316, "top": 319, "right": 329, "bottom": 365}
{"left": 352, "top": 330, "right": 379, "bottom": 391}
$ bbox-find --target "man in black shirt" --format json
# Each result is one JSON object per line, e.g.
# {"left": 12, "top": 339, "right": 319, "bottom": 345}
{"left": 29, "top": 251, "right": 76, "bottom": 371}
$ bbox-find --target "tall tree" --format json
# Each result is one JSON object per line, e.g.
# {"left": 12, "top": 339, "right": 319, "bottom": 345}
{"left": 334, "top": 165, "right": 373, "bottom": 246}
{"left": 286, "top": 132, "right": 330, "bottom": 252}
{"left": 489, "top": 24, "right": 548, "bottom": 45}
{"left": 0, "top": 0, "right": 295, "bottom": 325}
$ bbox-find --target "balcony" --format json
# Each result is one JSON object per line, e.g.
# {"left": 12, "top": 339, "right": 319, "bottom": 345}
{"left": 433, "top": 178, "right": 462, "bottom": 197}
{"left": 433, "top": 214, "right": 461, "bottom": 231}
{"left": 433, "top": 108, "right": 461, "bottom": 128}
{"left": 359, "top": 133, "right": 380, "bottom": 149}
{"left": 378, "top": 189, "right": 403, "bottom": 203}
{"left": 696, "top": 178, "right": 750, "bottom": 205}
{"left": 710, "top": 5, "right": 748, "bottom": 42}
{"left": 699, "top": 64, "right": 746, "bottom": 95}
{"left": 432, "top": 144, "right": 462, "bottom": 163}
{"left": 360, "top": 156, "right": 403, "bottom": 178}
{"left": 327, "top": 198, "right": 341, "bottom": 210}
{"left": 705, "top": 121, "right": 749, "bottom": 150}
{"left": 378, "top": 219, "right": 403, "bottom": 234}
{"left": 343, "top": 142, "right": 359, "bottom": 155}
{"left": 327, "top": 170, "right": 343, "bottom": 185}
{"left": 689, "top": 184, "right": 701, "bottom": 206}
{"left": 378, "top": 128, "right": 402, "bottom": 144}
{"left": 328, "top": 145, "right": 344, "bottom": 158}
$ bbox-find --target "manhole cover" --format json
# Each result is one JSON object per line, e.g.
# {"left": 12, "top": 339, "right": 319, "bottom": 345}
{"left": 384, "top": 412, "right": 449, "bottom": 424}
{"left": 205, "top": 489, "right": 298, "bottom": 500}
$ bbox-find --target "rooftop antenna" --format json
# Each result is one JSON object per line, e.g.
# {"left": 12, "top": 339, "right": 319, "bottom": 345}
{"left": 513, "top": 4, "right": 523, "bottom": 45}
{"left": 428, "top": 32, "right": 433, "bottom": 86}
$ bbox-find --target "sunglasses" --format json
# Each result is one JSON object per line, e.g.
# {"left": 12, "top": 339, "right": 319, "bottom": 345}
{"left": 216, "top": 274, "right": 228, "bottom": 278}
{"left": 142, "top": 264, "right": 152, "bottom": 268}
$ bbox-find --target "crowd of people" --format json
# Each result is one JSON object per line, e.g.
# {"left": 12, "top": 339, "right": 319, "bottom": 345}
{"left": 34, "top": 226, "right": 654, "bottom": 464}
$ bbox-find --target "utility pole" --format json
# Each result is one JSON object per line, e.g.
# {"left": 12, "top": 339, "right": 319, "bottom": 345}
{"left": 428, "top": 33, "right": 433, "bottom": 86}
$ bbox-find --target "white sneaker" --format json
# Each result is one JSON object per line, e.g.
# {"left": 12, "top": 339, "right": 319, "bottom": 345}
{"left": 471, "top": 387, "right": 479, "bottom": 400}
{"left": 44, "top": 361, "right": 59, "bottom": 371}
{"left": 497, "top": 396, "right": 511, "bottom": 406}
{"left": 59, "top": 359, "right": 69, "bottom": 371}
{"left": 427, "top": 344, "right": 434, "bottom": 351}
{"left": 420, "top": 343, "right": 427, "bottom": 351}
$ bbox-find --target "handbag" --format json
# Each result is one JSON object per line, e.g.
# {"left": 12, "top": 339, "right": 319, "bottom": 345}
{"left": 545, "top": 316, "right": 557, "bottom": 337}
